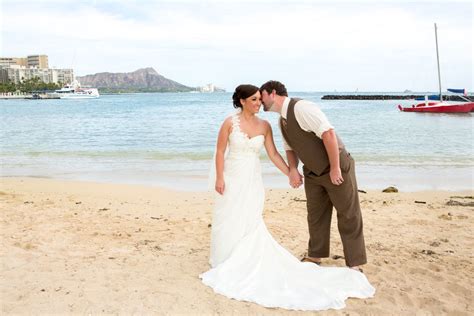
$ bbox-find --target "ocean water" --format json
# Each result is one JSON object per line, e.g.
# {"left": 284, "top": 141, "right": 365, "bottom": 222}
{"left": 1, "top": 92, "right": 473, "bottom": 191}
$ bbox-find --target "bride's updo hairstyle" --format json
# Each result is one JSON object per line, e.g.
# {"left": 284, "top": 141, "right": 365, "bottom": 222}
{"left": 232, "top": 84, "right": 259, "bottom": 109}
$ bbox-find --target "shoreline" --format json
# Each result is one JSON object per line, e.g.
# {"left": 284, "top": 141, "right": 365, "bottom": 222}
{"left": 1, "top": 177, "right": 473, "bottom": 314}
{"left": 2, "top": 175, "right": 473, "bottom": 193}
{"left": 1, "top": 160, "right": 472, "bottom": 192}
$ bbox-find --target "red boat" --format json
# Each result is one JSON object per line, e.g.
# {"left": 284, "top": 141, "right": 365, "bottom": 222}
{"left": 398, "top": 101, "right": 474, "bottom": 113}
{"left": 398, "top": 24, "right": 474, "bottom": 114}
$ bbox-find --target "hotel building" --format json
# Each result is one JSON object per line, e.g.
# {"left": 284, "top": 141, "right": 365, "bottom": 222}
{"left": 0, "top": 55, "right": 73, "bottom": 84}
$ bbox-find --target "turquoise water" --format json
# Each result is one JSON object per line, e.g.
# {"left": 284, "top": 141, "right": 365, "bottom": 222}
{"left": 1, "top": 93, "right": 473, "bottom": 191}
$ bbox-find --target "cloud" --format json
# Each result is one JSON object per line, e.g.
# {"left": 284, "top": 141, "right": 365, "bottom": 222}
{"left": 2, "top": 1, "right": 472, "bottom": 91}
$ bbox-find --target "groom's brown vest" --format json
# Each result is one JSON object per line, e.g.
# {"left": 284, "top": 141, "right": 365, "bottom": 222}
{"left": 280, "top": 98, "right": 346, "bottom": 176}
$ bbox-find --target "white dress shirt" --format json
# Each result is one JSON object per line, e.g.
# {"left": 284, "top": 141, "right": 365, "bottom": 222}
{"left": 280, "top": 97, "right": 334, "bottom": 151}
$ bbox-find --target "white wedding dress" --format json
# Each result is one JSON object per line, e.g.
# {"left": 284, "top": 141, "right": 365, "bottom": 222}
{"left": 200, "top": 113, "right": 375, "bottom": 311}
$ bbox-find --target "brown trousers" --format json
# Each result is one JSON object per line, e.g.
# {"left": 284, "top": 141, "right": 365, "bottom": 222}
{"left": 303, "top": 151, "right": 367, "bottom": 267}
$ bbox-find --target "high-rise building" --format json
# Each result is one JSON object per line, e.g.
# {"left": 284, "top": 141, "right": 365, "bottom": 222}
{"left": 0, "top": 66, "right": 74, "bottom": 84}
{"left": 0, "top": 57, "right": 26, "bottom": 68}
{"left": 1, "top": 56, "right": 42, "bottom": 68}
{"left": 27, "top": 55, "right": 48, "bottom": 68}
{"left": 0, "top": 55, "right": 73, "bottom": 85}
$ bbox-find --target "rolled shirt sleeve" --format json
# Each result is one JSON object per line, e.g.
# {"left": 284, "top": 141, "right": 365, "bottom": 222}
{"left": 294, "top": 100, "right": 334, "bottom": 139}
{"left": 282, "top": 137, "right": 292, "bottom": 151}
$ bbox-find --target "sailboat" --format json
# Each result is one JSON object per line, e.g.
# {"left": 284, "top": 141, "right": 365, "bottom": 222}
{"left": 398, "top": 23, "right": 474, "bottom": 113}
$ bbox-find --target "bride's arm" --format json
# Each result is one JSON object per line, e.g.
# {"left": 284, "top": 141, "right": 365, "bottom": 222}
{"left": 263, "top": 121, "right": 290, "bottom": 177}
{"left": 215, "top": 117, "right": 232, "bottom": 194}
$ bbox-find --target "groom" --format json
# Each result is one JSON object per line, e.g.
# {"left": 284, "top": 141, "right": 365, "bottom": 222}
{"left": 260, "top": 80, "right": 367, "bottom": 271}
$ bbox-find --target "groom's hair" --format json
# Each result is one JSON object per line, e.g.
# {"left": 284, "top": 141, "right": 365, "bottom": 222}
{"left": 260, "top": 81, "right": 288, "bottom": 97}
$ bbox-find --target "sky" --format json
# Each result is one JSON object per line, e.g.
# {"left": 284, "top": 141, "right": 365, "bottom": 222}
{"left": 1, "top": 0, "right": 472, "bottom": 92}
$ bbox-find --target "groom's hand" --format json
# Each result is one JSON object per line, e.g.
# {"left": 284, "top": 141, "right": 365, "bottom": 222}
{"left": 289, "top": 169, "right": 303, "bottom": 188}
{"left": 330, "top": 167, "right": 344, "bottom": 185}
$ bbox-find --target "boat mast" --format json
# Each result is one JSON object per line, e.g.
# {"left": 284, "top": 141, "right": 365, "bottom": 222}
{"left": 434, "top": 23, "right": 442, "bottom": 101}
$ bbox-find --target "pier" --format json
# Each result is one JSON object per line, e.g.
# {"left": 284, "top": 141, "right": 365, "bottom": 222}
{"left": 321, "top": 94, "right": 473, "bottom": 101}
{"left": 0, "top": 93, "right": 60, "bottom": 100}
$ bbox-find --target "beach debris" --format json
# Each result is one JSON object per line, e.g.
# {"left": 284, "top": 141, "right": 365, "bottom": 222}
{"left": 292, "top": 197, "right": 307, "bottom": 202}
{"left": 450, "top": 195, "right": 474, "bottom": 199}
{"left": 98, "top": 208, "right": 109, "bottom": 211}
{"left": 188, "top": 248, "right": 200, "bottom": 254}
{"left": 75, "top": 201, "right": 82, "bottom": 204}
{"left": 446, "top": 199, "right": 474, "bottom": 207}
{"left": 40, "top": 288, "right": 46, "bottom": 292}
{"left": 108, "top": 257, "right": 116, "bottom": 260}
{"left": 139, "top": 240, "right": 155, "bottom": 246}
{"left": 23, "top": 201, "right": 34, "bottom": 204}
{"left": 415, "top": 200, "right": 426, "bottom": 204}
{"left": 382, "top": 186, "right": 398, "bottom": 193}
{"left": 208, "top": 224, "right": 212, "bottom": 228}
{"left": 430, "top": 241, "right": 440, "bottom": 247}
{"left": 358, "top": 189, "right": 367, "bottom": 194}
{"left": 150, "top": 216, "right": 161, "bottom": 220}
{"left": 384, "top": 259, "right": 389, "bottom": 264}
{"left": 134, "top": 240, "right": 161, "bottom": 252}
{"left": 438, "top": 214, "right": 452, "bottom": 220}
{"left": 420, "top": 249, "right": 436, "bottom": 255}
{"left": 372, "top": 209, "right": 376, "bottom": 212}
{"left": 332, "top": 255, "right": 344, "bottom": 260}
{"left": 441, "top": 238, "right": 449, "bottom": 243}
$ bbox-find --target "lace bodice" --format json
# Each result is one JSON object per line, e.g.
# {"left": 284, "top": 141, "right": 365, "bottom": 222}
{"left": 227, "top": 114, "right": 265, "bottom": 157}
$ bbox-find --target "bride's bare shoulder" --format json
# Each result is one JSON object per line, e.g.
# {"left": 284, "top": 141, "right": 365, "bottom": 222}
{"left": 259, "top": 118, "right": 272, "bottom": 129}
{"left": 219, "top": 116, "right": 234, "bottom": 132}
{"left": 223, "top": 115, "right": 235, "bottom": 125}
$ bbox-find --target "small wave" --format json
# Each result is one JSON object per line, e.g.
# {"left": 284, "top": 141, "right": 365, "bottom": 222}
{"left": 20, "top": 150, "right": 215, "bottom": 160}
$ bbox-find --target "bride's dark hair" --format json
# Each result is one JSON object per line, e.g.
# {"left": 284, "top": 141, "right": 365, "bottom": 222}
{"left": 232, "top": 84, "right": 259, "bottom": 109}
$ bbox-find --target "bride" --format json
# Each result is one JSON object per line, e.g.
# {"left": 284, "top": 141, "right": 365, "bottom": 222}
{"left": 200, "top": 84, "right": 375, "bottom": 311}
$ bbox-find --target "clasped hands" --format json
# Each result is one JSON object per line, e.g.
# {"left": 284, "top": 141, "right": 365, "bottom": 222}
{"left": 289, "top": 169, "right": 303, "bottom": 189}
{"left": 289, "top": 167, "right": 344, "bottom": 188}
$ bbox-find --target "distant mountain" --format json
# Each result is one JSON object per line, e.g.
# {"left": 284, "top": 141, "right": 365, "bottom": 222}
{"left": 76, "top": 67, "right": 194, "bottom": 93}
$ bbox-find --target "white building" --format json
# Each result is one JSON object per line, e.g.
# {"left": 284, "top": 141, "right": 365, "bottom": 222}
{"left": 0, "top": 54, "right": 73, "bottom": 85}
{"left": 0, "top": 65, "right": 74, "bottom": 84}
{"left": 199, "top": 83, "right": 215, "bottom": 93}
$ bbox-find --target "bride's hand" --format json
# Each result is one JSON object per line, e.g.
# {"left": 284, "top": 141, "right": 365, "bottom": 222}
{"left": 215, "top": 178, "right": 225, "bottom": 195}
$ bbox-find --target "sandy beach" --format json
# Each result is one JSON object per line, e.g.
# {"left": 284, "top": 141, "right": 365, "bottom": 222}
{"left": 1, "top": 177, "right": 473, "bottom": 315}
